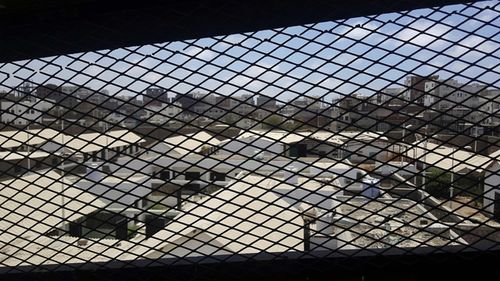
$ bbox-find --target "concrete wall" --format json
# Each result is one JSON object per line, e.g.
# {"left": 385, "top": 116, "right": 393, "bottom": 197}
{"left": 484, "top": 161, "right": 500, "bottom": 215}
{"left": 152, "top": 232, "right": 232, "bottom": 259}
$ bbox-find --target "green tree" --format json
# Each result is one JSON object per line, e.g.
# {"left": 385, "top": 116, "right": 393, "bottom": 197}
{"left": 263, "top": 114, "right": 283, "bottom": 129}
{"left": 425, "top": 168, "right": 451, "bottom": 199}
{"left": 223, "top": 114, "right": 237, "bottom": 125}
{"left": 425, "top": 168, "right": 483, "bottom": 203}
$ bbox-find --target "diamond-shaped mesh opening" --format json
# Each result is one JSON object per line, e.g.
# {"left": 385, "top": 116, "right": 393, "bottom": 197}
{"left": 0, "top": 0, "right": 499, "bottom": 278}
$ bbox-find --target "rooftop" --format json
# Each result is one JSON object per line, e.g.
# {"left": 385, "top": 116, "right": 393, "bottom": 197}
{"left": 336, "top": 197, "right": 465, "bottom": 249}
{"left": 0, "top": 128, "right": 60, "bottom": 148}
{"left": 396, "top": 141, "right": 492, "bottom": 173}
{"left": 0, "top": 170, "right": 105, "bottom": 244}
{"left": 152, "top": 131, "right": 221, "bottom": 156}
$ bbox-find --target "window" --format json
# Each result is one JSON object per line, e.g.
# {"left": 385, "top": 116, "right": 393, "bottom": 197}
{"left": 210, "top": 172, "right": 226, "bottom": 181}
{"left": 160, "top": 170, "right": 170, "bottom": 180}
{"left": 289, "top": 144, "right": 307, "bottom": 157}
{"left": 185, "top": 172, "right": 201, "bottom": 181}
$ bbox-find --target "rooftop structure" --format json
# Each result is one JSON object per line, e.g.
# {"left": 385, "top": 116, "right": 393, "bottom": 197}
{"left": 336, "top": 197, "right": 466, "bottom": 249}
{"left": 147, "top": 131, "right": 221, "bottom": 156}
{"left": 395, "top": 141, "right": 491, "bottom": 173}
{"left": 0, "top": 128, "right": 60, "bottom": 149}
{"left": 0, "top": 150, "right": 53, "bottom": 161}
{"left": 0, "top": 170, "right": 107, "bottom": 265}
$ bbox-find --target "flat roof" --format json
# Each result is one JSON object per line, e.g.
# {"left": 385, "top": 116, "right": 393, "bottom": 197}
{"left": 136, "top": 173, "right": 304, "bottom": 257}
{"left": 65, "top": 130, "right": 145, "bottom": 153}
{"left": 0, "top": 170, "right": 105, "bottom": 242}
{"left": 158, "top": 131, "right": 221, "bottom": 156}
{"left": 337, "top": 197, "right": 462, "bottom": 249}
{"left": 0, "top": 128, "right": 60, "bottom": 148}
{"left": 396, "top": 141, "right": 490, "bottom": 173}
{"left": 0, "top": 150, "right": 53, "bottom": 161}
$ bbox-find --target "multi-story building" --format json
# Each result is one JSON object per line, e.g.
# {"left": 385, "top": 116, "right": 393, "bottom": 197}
{"left": 330, "top": 94, "right": 377, "bottom": 131}
{"left": 256, "top": 95, "right": 277, "bottom": 108}
{"left": 1, "top": 97, "right": 55, "bottom": 126}
{"left": 143, "top": 87, "right": 169, "bottom": 107}
{"left": 279, "top": 96, "right": 324, "bottom": 125}
{"left": 479, "top": 89, "right": 500, "bottom": 129}
{"left": 424, "top": 79, "right": 487, "bottom": 110}
{"left": 142, "top": 102, "right": 184, "bottom": 124}
{"left": 375, "top": 88, "right": 405, "bottom": 105}
{"left": 173, "top": 92, "right": 197, "bottom": 114}
{"left": 423, "top": 79, "right": 490, "bottom": 133}
{"left": 402, "top": 75, "right": 439, "bottom": 105}
{"left": 15, "top": 81, "right": 37, "bottom": 100}
{"left": 254, "top": 95, "right": 279, "bottom": 120}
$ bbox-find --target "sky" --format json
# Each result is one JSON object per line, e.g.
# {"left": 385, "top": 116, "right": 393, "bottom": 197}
{"left": 0, "top": 1, "right": 499, "bottom": 104}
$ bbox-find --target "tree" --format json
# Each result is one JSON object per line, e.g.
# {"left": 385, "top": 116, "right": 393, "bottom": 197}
{"left": 262, "top": 114, "right": 283, "bottom": 129}
{"left": 425, "top": 168, "right": 451, "bottom": 199}
{"left": 425, "top": 167, "right": 483, "bottom": 203}
{"left": 223, "top": 114, "right": 237, "bottom": 125}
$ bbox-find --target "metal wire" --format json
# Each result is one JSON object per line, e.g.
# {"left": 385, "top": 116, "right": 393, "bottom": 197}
{"left": 0, "top": 0, "right": 499, "bottom": 279}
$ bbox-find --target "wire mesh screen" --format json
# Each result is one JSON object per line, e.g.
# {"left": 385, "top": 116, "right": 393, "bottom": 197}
{"left": 0, "top": 0, "right": 499, "bottom": 277}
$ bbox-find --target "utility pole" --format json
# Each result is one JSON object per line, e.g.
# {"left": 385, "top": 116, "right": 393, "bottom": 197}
{"left": 401, "top": 124, "right": 412, "bottom": 168}
{"left": 26, "top": 125, "right": 30, "bottom": 173}
{"left": 60, "top": 108, "right": 66, "bottom": 223}
{"left": 450, "top": 147, "right": 455, "bottom": 209}
{"left": 473, "top": 125, "right": 478, "bottom": 153}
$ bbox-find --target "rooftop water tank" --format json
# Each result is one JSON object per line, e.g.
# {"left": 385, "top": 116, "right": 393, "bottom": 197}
{"left": 284, "top": 165, "right": 299, "bottom": 185}
{"left": 86, "top": 162, "right": 104, "bottom": 182}
{"left": 361, "top": 176, "right": 380, "bottom": 199}
{"left": 254, "top": 149, "right": 265, "bottom": 160}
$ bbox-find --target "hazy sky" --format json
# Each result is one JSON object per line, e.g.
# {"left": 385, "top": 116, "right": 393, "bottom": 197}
{"left": 0, "top": 1, "right": 498, "bottom": 104}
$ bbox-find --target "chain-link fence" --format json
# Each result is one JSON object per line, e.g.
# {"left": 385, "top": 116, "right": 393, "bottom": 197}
{"left": 0, "top": 0, "right": 499, "bottom": 279}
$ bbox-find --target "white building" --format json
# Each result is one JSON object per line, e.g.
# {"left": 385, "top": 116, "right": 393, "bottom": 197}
{"left": 479, "top": 90, "right": 500, "bottom": 127}
{"left": 424, "top": 79, "right": 486, "bottom": 110}
{"left": 1, "top": 98, "right": 54, "bottom": 125}
{"left": 0, "top": 128, "right": 60, "bottom": 150}
{"left": 216, "top": 130, "right": 291, "bottom": 157}
{"left": 142, "top": 102, "right": 183, "bottom": 124}
{"left": 333, "top": 131, "right": 390, "bottom": 163}
{"left": 105, "top": 112, "right": 127, "bottom": 124}
{"left": 394, "top": 141, "right": 489, "bottom": 173}
{"left": 111, "top": 150, "right": 366, "bottom": 199}
{"left": 216, "top": 129, "right": 390, "bottom": 162}
{"left": 375, "top": 88, "right": 405, "bottom": 105}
